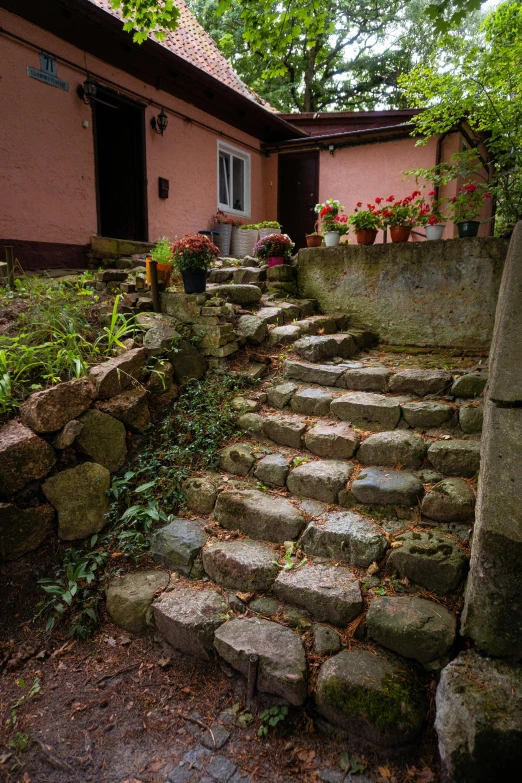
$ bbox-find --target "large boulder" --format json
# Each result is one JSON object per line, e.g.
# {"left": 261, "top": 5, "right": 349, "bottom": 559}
{"left": 299, "top": 511, "right": 388, "bottom": 568}
{"left": 331, "top": 392, "right": 402, "bottom": 431}
{"left": 42, "top": 462, "right": 111, "bottom": 540}
{"left": 428, "top": 440, "right": 481, "bottom": 477}
{"left": 202, "top": 539, "right": 279, "bottom": 592}
{"left": 88, "top": 347, "right": 148, "bottom": 399}
{"left": 0, "top": 502, "right": 54, "bottom": 561}
{"left": 357, "top": 431, "right": 427, "bottom": 470}
{"left": 214, "top": 489, "right": 306, "bottom": 543}
{"left": 213, "top": 284, "right": 262, "bottom": 305}
{"left": 451, "top": 373, "right": 488, "bottom": 398}
{"left": 287, "top": 460, "right": 353, "bottom": 504}
{"left": 96, "top": 387, "right": 150, "bottom": 434}
{"left": 143, "top": 323, "right": 181, "bottom": 356}
{"left": 106, "top": 570, "right": 170, "bottom": 634}
{"left": 214, "top": 617, "right": 307, "bottom": 706}
{"left": 149, "top": 518, "right": 207, "bottom": 576}
{"left": 20, "top": 378, "right": 96, "bottom": 433}
{"left": 435, "top": 650, "right": 522, "bottom": 783}
{"left": 422, "top": 478, "right": 476, "bottom": 523}
{"left": 367, "top": 596, "right": 456, "bottom": 664}
{"left": 351, "top": 467, "right": 424, "bottom": 507}
{"left": 273, "top": 563, "right": 362, "bottom": 626}
{"left": 168, "top": 340, "right": 208, "bottom": 383}
{"left": 304, "top": 422, "right": 360, "bottom": 459}
{"left": 0, "top": 421, "right": 56, "bottom": 496}
{"left": 389, "top": 369, "right": 452, "bottom": 397}
{"left": 315, "top": 648, "right": 426, "bottom": 746}
{"left": 75, "top": 409, "right": 127, "bottom": 472}
{"left": 388, "top": 530, "right": 468, "bottom": 594}
{"left": 152, "top": 586, "right": 225, "bottom": 660}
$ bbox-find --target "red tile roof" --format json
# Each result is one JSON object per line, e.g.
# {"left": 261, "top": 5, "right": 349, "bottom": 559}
{"left": 88, "top": 0, "right": 273, "bottom": 109}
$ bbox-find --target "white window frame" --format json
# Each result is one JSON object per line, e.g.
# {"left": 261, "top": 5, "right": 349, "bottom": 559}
{"left": 217, "top": 141, "right": 251, "bottom": 218}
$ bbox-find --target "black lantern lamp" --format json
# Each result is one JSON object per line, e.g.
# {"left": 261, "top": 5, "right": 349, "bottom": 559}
{"left": 77, "top": 78, "right": 97, "bottom": 104}
{"left": 151, "top": 108, "right": 168, "bottom": 135}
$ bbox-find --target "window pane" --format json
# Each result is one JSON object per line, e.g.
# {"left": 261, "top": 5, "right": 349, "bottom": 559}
{"left": 232, "top": 156, "right": 244, "bottom": 212}
{"left": 219, "top": 152, "right": 230, "bottom": 206}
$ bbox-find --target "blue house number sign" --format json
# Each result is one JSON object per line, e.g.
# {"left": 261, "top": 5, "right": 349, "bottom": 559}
{"left": 28, "top": 52, "right": 69, "bottom": 91}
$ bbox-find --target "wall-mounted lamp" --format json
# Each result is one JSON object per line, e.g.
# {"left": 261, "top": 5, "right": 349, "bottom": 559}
{"left": 151, "top": 108, "right": 168, "bottom": 135}
{"left": 328, "top": 144, "right": 335, "bottom": 155}
{"left": 77, "top": 79, "right": 97, "bottom": 104}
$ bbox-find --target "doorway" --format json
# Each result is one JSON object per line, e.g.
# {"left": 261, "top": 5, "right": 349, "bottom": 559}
{"left": 93, "top": 88, "right": 147, "bottom": 241}
{"left": 278, "top": 151, "right": 319, "bottom": 250}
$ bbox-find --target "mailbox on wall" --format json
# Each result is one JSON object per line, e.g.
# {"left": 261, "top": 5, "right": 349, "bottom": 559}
{"left": 158, "top": 177, "right": 169, "bottom": 199}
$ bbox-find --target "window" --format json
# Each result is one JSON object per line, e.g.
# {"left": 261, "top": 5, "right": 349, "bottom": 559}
{"left": 217, "top": 142, "right": 251, "bottom": 217}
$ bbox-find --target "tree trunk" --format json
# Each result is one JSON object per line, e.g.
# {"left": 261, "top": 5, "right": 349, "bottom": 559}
{"left": 303, "top": 46, "right": 318, "bottom": 112}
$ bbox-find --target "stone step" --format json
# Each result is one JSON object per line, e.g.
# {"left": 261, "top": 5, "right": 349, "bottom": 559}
{"left": 299, "top": 509, "right": 389, "bottom": 568}
{"left": 213, "top": 488, "right": 306, "bottom": 542}
{"left": 201, "top": 539, "right": 279, "bottom": 592}
{"left": 387, "top": 530, "right": 468, "bottom": 594}
{"left": 152, "top": 584, "right": 225, "bottom": 660}
{"left": 286, "top": 458, "right": 354, "bottom": 504}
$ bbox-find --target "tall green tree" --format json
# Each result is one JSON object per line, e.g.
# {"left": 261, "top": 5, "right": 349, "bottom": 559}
{"left": 400, "top": 0, "right": 522, "bottom": 234}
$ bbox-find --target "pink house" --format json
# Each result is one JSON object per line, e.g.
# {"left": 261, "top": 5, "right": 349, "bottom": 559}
{"left": 0, "top": 0, "right": 493, "bottom": 269}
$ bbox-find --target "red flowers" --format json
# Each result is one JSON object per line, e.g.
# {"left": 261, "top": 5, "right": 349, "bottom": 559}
{"left": 428, "top": 190, "right": 436, "bottom": 197}
{"left": 356, "top": 201, "right": 363, "bottom": 207}
{"left": 320, "top": 205, "right": 333, "bottom": 217}
{"left": 386, "top": 195, "right": 395, "bottom": 203}
{"left": 375, "top": 197, "right": 383, "bottom": 204}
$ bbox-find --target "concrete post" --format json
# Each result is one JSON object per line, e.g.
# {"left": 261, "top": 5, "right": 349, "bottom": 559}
{"left": 461, "top": 222, "right": 522, "bottom": 658}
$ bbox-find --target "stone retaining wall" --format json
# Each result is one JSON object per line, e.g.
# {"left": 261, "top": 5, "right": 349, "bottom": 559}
{"left": 297, "top": 238, "right": 508, "bottom": 350}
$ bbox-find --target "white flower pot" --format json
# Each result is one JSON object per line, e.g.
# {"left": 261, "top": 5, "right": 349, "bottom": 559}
{"left": 258, "top": 227, "right": 279, "bottom": 240}
{"left": 230, "top": 226, "right": 241, "bottom": 258}
{"left": 237, "top": 228, "right": 259, "bottom": 258}
{"left": 324, "top": 231, "right": 340, "bottom": 247}
{"left": 213, "top": 223, "right": 232, "bottom": 256}
{"left": 425, "top": 224, "right": 445, "bottom": 241}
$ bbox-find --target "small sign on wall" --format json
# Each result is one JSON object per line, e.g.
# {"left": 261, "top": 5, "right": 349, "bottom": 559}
{"left": 27, "top": 52, "right": 69, "bottom": 91}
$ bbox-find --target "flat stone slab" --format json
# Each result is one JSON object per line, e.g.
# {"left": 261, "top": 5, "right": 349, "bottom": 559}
{"left": 213, "top": 284, "right": 262, "bottom": 304}
{"left": 106, "top": 570, "right": 170, "bottom": 634}
{"left": 152, "top": 586, "right": 225, "bottom": 659}
{"left": 428, "top": 439, "right": 481, "bottom": 477}
{"left": 285, "top": 360, "right": 347, "bottom": 387}
{"left": 351, "top": 467, "right": 424, "bottom": 507}
{"left": 435, "top": 650, "right": 522, "bottom": 782}
{"left": 268, "top": 324, "right": 301, "bottom": 345}
{"left": 202, "top": 539, "right": 279, "bottom": 592}
{"left": 287, "top": 460, "right": 353, "bottom": 504}
{"left": 401, "top": 401, "right": 453, "bottom": 429}
{"left": 422, "top": 478, "right": 476, "bottom": 523}
{"left": 294, "top": 336, "right": 338, "bottom": 363}
{"left": 267, "top": 382, "right": 299, "bottom": 409}
{"left": 315, "top": 648, "right": 426, "bottom": 746}
{"left": 451, "top": 372, "right": 488, "bottom": 398}
{"left": 304, "top": 422, "right": 360, "bottom": 459}
{"left": 290, "top": 388, "right": 333, "bottom": 416}
{"left": 388, "top": 530, "right": 468, "bottom": 594}
{"left": 214, "top": 617, "right": 307, "bottom": 706}
{"left": 357, "top": 431, "right": 427, "bottom": 470}
{"left": 331, "top": 392, "right": 402, "bottom": 431}
{"left": 263, "top": 415, "right": 307, "bottom": 448}
{"left": 367, "top": 596, "right": 457, "bottom": 664}
{"left": 297, "top": 315, "right": 338, "bottom": 335}
{"left": 214, "top": 489, "right": 306, "bottom": 542}
{"left": 389, "top": 369, "right": 453, "bottom": 397}
{"left": 149, "top": 519, "right": 207, "bottom": 576}
{"left": 254, "top": 453, "right": 290, "bottom": 487}
{"left": 273, "top": 563, "right": 362, "bottom": 626}
{"left": 299, "top": 510, "right": 388, "bottom": 568}
{"left": 344, "top": 367, "right": 392, "bottom": 392}
{"left": 219, "top": 444, "right": 255, "bottom": 477}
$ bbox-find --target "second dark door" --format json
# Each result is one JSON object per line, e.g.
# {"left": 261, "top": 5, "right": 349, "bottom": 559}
{"left": 278, "top": 151, "right": 319, "bottom": 250}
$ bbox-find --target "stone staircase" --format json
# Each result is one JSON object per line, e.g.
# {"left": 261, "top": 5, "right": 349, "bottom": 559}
{"left": 107, "top": 290, "right": 486, "bottom": 753}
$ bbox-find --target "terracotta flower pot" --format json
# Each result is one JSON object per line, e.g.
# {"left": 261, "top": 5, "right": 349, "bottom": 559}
{"left": 146, "top": 259, "right": 172, "bottom": 286}
{"left": 267, "top": 257, "right": 284, "bottom": 268}
{"left": 306, "top": 234, "right": 323, "bottom": 248}
{"left": 389, "top": 225, "right": 411, "bottom": 243}
{"left": 356, "top": 229, "right": 378, "bottom": 245}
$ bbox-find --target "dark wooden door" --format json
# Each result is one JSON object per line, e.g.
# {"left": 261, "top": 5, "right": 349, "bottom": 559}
{"left": 278, "top": 151, "right": 319, "bottom": 250}
{"left": 93, "top": 88, "right": 148, "bottom": 241}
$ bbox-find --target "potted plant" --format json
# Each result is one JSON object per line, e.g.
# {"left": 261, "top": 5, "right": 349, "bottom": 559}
{"left": 416, "top": 191, "right": 447, "bottom": 240}
{"left": 253, "top": 233, "right": 295, "bottom": 267}
{"left": 451, "top": 183, "right": 491, "bottom": 237}
{"left": 257, "top": 220, "right": 281, "bottom": 239}
{"left": 212, "top": 210, "right": 239, "bottom": 256}
{"left": 147, "top": 237, "right": 173, "bottom": 286}
{"left": 315, "top": 198, "right": 344, "bottom": 246}
{"left": 348, "top": 201, "right": 382, "bottom": 244}
{"left": 380, "top": 193, "right": 419, "bottom": 242}
{"left": 171, "top": 233, "right": 219, "bottom": 294}
{"left": 237, "top": 223, "right": 259, "bottom": 257}
{"left": 305, "top": 225, "right": 323, "bottom": 248}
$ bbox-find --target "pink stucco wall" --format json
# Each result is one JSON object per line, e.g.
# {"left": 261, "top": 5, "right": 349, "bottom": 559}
{"left": 317, "top": 132, "right": 492, "bottom": 241}
{"left": 0, "top": 9, "right": 273, "bottom": 248}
